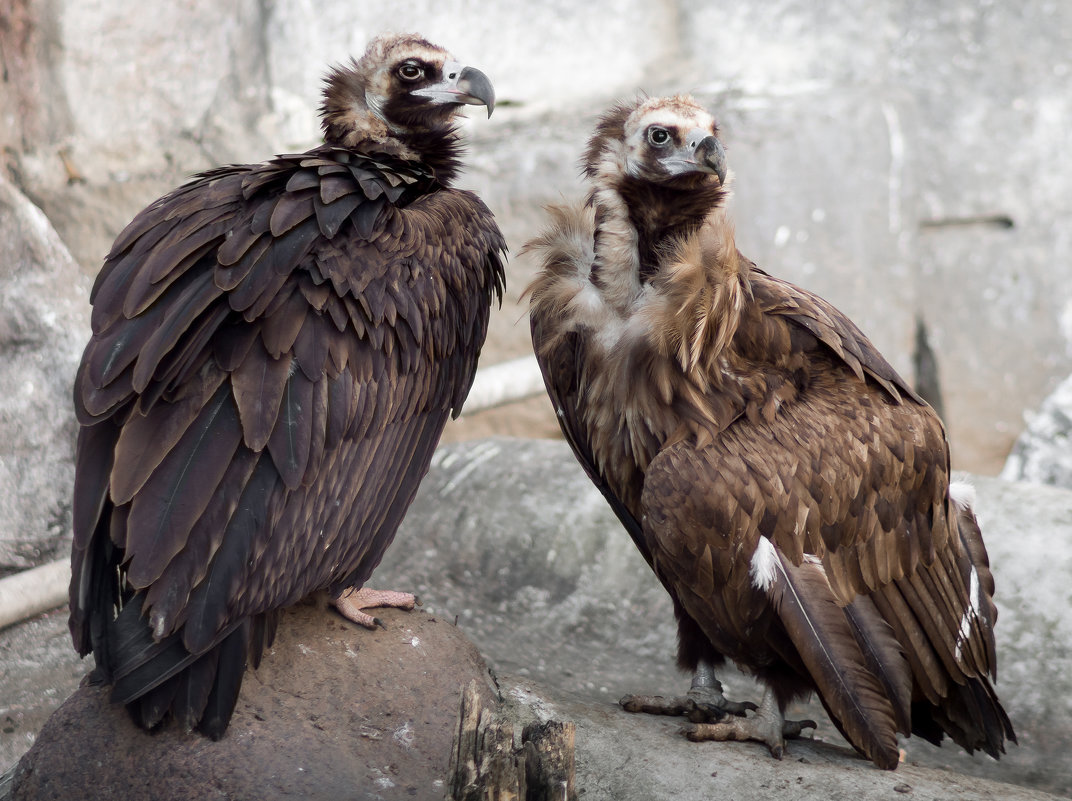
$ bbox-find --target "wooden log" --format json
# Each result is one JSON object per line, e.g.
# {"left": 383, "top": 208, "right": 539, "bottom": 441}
{"left": 522, "top": 720, "right": 576, "bottom": 801}
{"left": 447, "top": 680, "right": 576, "bottom": 801}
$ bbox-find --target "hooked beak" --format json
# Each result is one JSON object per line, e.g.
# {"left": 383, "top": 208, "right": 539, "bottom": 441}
{"left": 661, "top": 128, "right": 727, "bottom": 184}
{"left": 412, "top": 61, "right": 496, "bottom": 117}
{"left": 694, "top": 134, "right": 727, "bottom": 185}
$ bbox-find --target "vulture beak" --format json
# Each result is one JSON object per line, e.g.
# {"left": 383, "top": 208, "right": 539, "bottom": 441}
{"left": 694, "top": 134, "right": 728, "bottom": 185}
{"left": 412, "top": 61, "right": 496, "bottom": 117}
{"left": 660, "top": 128, "right": 727, "bottom": 184}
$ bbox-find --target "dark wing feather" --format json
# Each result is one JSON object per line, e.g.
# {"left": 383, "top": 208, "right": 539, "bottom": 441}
{"left": 69, "top": 421, "right": 120, "bottom": 655}
{"left": 181, "top": 454, "right": 281, "bottom": 654}
{"left": 314, "top": 193, "right": 364, "bottom": 238}
{"left": 269, "top": 190, "right": 317, "bottom": 237}
{"left": 110, "top": 367, "right": 228, "bottom": 504}
{"left": 843, "top": 595, "right": 913, "bottom": 735}
{"left": 266, "top": 369, "right": 315, "bottom": 491}
{"left": 260, "top": 288, "right": 309, "bottom": 359}
{"left": 131, "top": 270, "right": 222, "bottom": 392}
{"left": 141, "top": 444, "right": 261, "bottom": 633}
{"left": 748, "top": 265, "right": 920, "bottom": 405}
{"left": 217, "top": 235, "right": 273, "bottom": 290}
{"left": 123, "top": 383, "right": 243, "bottom": 589}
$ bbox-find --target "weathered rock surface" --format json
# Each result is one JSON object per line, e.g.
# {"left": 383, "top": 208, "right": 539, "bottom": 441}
{"left": 7, "top": 613, "right": 1064, "bottom": 801}
{"left": 0, "top": 176, "right": 89, "bottom": 571}
{"left": 0, "top": 608, "right": 83, "bottom": 773}
{"left": 500, "top": 676, "right": 1065, "bottom": 801}
{"left": 8, "top": 604, "right": 498, "bottom": 801}
{"left": 372, "top": 439, "right": 1072, "bottom": 797}
{"left": 1002, "top": 373, "right": 1072, "bottom": 490}
{"left": 2, "top": 438, "right": 1070, "bottom": 799}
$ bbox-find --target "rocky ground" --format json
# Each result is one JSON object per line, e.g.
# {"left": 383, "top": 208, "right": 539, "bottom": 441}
{"left": 2, "top": 438, "right": 1070, "bottom": 799}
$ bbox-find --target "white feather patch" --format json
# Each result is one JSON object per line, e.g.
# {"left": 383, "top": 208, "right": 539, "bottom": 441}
{"left": 955, "top": 566, "right": 983, "bottom": 663}
{"left": 949, "top": 480, "right": 976, "bottom": 511}
{"left": 750, "top": 537, "right": 778, "bottom": 592}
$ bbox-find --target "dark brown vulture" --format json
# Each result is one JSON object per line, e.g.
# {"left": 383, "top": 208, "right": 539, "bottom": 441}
{"left": 68, "top": 33, "right": 505, "bottom": 739}
{"left": 526, "top": 95, "right": 1014, "bottom": 769}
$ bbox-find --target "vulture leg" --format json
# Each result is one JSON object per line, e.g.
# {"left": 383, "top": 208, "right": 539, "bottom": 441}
{"left": 684, "top": 689, "right": 816, "bottom": 760}
{"left": 333, "top": 587, "right": 417, "bottom": 629}
{"left": 620, "top": 660, "right": 756, "bottom": 723}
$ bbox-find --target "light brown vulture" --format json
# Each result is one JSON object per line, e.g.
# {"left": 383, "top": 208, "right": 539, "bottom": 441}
{"left": 526, "top": 95, "right": 1014, "bottom": 769}
{"left": 68, "top": 33, "right": 505, "bottom": 738}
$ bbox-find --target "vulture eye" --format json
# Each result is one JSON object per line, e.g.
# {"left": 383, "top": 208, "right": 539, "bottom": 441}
{"left": 647, "top": 127, "right": 671, "bottom": 147}
{"left": 397, "top": 62, "right": 424, "bottom": 81}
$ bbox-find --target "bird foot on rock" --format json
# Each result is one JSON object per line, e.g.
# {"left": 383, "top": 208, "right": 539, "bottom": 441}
{"left": 683, "top": 690, "right": 815, "bottom": 760}
{"left": 620, "top": 662, "right": 756, "bottom": 723}
{"left": 333, "top": 587, "right": 418, "bottom": 629}
{"left": 620, "top": 684, "right": 755, "bottom": 724}
{"left": 686, "top": 682, "right": 758, "bottom": 721}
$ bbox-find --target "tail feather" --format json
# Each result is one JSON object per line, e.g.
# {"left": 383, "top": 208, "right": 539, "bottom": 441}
{"left": 915, "top": 676, "right": 1016, "bottom": 758}
{"left": 130, "top": 672, "right": 181, "bottom": 730}
{"left": 765, "top": 543, "right": 901, "bottom": 769}
{"left": 843, "top": 595, "right": 913, "bottom": 735}
{"left": 98, "top": 591, "right": 264, "bottom": 736}
{"left": 173, "top": 647, "right": 222, "bottom": 731}
{"left": 197, "top": 622, "right": 250, "bottom": 739}
{"left": 108, "top": 595, "right": 208, "bottom": 704}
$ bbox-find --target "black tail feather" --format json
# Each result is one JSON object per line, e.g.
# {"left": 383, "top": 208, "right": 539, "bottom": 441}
{"left": 913, "top": 675, "right": 1016, "bottom": 758}
{"left": 108, "top": 595, "right": 206, "bottom": 704}
{"left": 197, "top": 622, "right": 251, "bottom": 739}
{"left": 97, "top": 590, "right": 261, "bottom": 736}
{"left": 131, "top": 672, "right": 180, "bottom": 730}
{"left": 173, "top": 647, "right": 222, "bottom": 731}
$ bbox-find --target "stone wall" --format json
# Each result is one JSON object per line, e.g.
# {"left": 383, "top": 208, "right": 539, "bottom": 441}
{"left": 1, "top": 0, "right": 1070, "bottom": 564}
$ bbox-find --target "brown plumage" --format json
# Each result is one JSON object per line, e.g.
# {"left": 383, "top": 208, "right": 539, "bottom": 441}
{"left": 68, "top": 33, "right": 505, "bottom": 738}
{"left": 527, "top": 95, "right": 1013, "bottom": 769}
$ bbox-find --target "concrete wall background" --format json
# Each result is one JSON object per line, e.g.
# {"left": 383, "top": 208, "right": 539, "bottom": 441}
{"left": 1, "top": 0, "right": 1070, "bottom": 563}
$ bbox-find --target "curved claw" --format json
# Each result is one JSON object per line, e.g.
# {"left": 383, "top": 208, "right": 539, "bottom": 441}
{"left": 783, "top": 718, "right": 817, "bottom": 740}
{"left": 686, "top": 684, "right": 756, "bottom": 722}
{"left": 683, "top": 690, "right": 815, "bottom": 760}
{"left": 333, "top": 587, "right": 417, "bottom": 629}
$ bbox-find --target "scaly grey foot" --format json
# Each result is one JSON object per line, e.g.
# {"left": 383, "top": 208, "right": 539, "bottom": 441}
{"left": 684, "top": 689, "right": 816, "bottom": 759}
{"left": 620, "top": 661, "right": 756, "bottom": 723}
{"left": 333, "top": 587, "right": 417, "bottom": 629}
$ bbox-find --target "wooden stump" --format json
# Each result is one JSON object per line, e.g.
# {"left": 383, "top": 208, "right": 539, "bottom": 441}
{"left": 447, "top": 680, "right": 576, "bottom": 801}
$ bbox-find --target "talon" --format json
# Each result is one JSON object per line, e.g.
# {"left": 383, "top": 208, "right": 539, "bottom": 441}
{"left": 333, "top": 587, "right": 417, "bottom": 629}
{"left": 783, "top": 718, "right": 817, "bottom": 739}
{"left": 683, "top": 689, "right": 807, "bottom": 760}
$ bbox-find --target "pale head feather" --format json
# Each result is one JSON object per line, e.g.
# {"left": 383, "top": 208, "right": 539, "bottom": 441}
{"left": 320, "top": 33, "right": 454, "bottom": 155}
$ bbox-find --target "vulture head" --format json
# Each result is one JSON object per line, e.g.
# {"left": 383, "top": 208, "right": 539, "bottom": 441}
{"left": 320, "top": 33, "right": 495, "bottom": 172}
{"left": 584, "top": 95, "right": 728, "bottom": 190}
{"left": 581, "top": 95, "right": 732, "bottom": 285}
